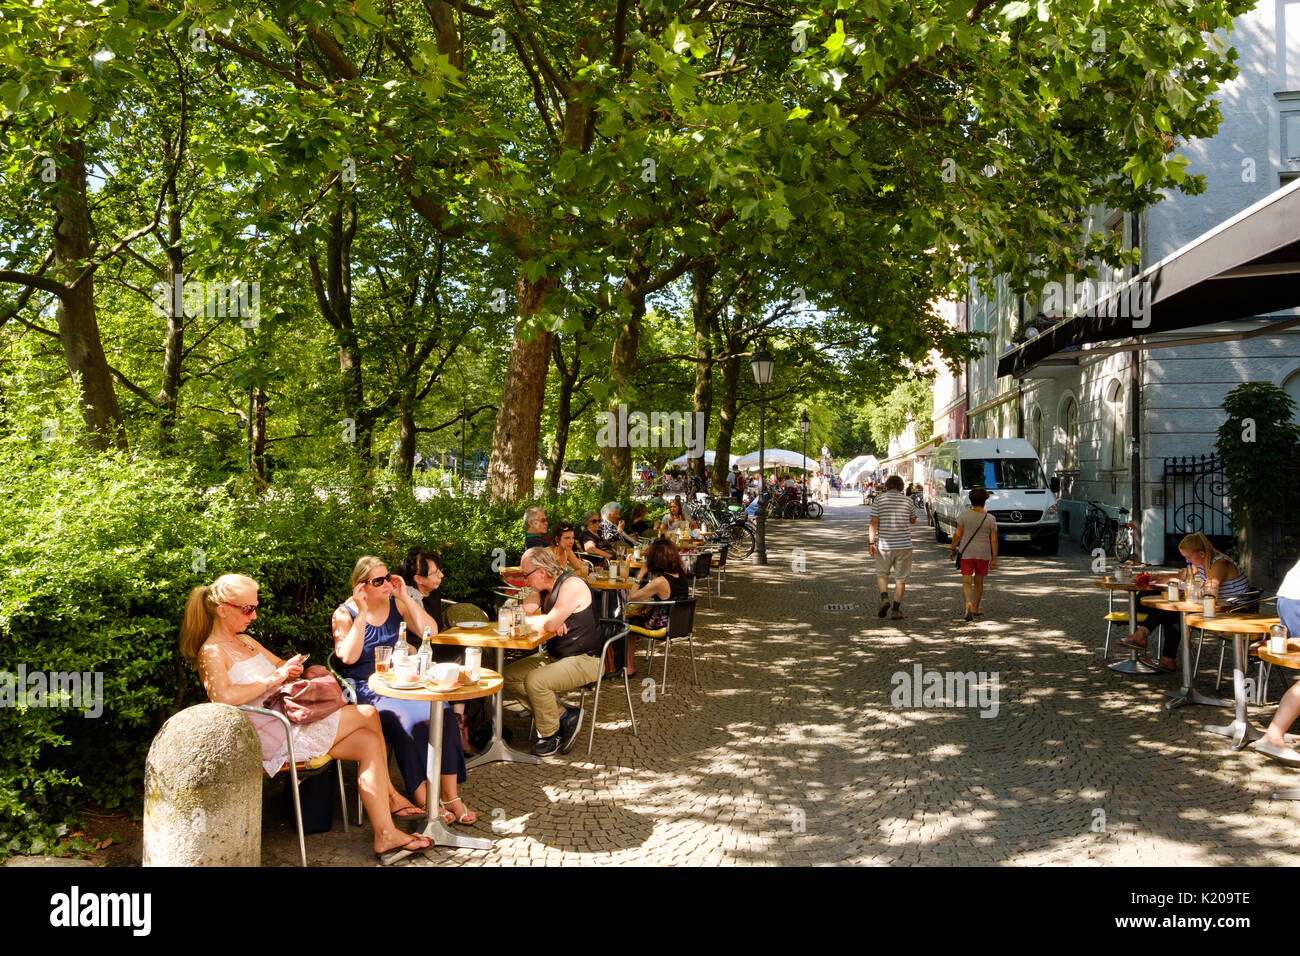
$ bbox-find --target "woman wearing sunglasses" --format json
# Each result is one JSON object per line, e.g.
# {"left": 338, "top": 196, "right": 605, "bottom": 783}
{"left": 333, "top": 556, "right": 477, "bottom": 826}
{"left": 180, "top": 573, "right": 430, "bottom": 864}
{"left": 578, "top": 509, "right": 614, "bottom": 564}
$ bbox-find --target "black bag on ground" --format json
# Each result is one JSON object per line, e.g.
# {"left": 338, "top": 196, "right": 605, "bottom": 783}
{"left": 282, "top": 769, "right": 335, "bottom": 834}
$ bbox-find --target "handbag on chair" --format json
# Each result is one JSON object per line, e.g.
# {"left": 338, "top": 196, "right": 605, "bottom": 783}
{"left": 265, "top": 665, "right": 345, "bottom": 724}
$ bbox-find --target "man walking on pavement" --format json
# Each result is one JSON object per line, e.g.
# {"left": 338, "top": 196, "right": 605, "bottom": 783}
{"left": 869, "top": 474, "right": 917, "bottom": 619}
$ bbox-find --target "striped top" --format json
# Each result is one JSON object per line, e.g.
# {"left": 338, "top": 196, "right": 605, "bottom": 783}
{"left": 1197, "top": 554, "right": 1251, "bottom": 603}
{"left": 871, "top": 491, "right": 916, "bottom": 551}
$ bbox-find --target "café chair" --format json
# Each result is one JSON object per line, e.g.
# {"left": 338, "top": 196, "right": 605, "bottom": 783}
{"left": 711, "top": 543, "right": 730, "bottom": 597}
{"left": 445, "top": 602, "right": 490, "bottom": 626}
{"left": 531, "top": 619, "right": 637, "bottom": 755}
{"left": 237, "top": 704, "right": 349, "bottom": 867}
{"left": 1102, "top": 587, "right": 1149, "bottom": 659}
{"left": 630, "top": 597, "right": 698, "bottom": 696}
{"left": 690, "top": 551, "right": 714, "bottom": 608}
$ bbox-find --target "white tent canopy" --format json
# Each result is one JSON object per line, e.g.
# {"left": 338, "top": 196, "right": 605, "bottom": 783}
{"left": 734, "top": 448, "right": 816, "bottom": 471}
{"left": 841, "top": 455, "right": 880, "bottom": 486}
{"left": 664, "top": 450, "right": 738, "bottom": 467}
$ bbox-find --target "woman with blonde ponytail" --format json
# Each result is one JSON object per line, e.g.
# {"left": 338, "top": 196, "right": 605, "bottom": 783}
{"left": 181, "top": 573, "right": 431, "bottom": 864}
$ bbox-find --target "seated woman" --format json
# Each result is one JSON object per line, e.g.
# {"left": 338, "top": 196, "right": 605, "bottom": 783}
{"left": 623, "top": 539, "right": 691, "bottom": 676}
{"left": 1254, "top": 556, "right": 1300, "bottom": 763}
{"left": 627, "top": 503, "right": 652, "bottom": 540}
{"left": 522, "top": 505, "right": 551, "bottom": 550}
{"left": 333, "top": 556, "right": 476, "bottom": 826}
{"left": 598, "top": 501, "right": 627, "bottom": 547}
{"left": 1120, "top": 532, "right": 1252, "bottom": 672}
{"left": 579, "top": 509, "right": 614, "bottom": 564}
{"left": 181, "top": 573, "right": 430, "bottom": 864}
{"left": 656, "top": 497, "right": 693, "bottom": 536}
{"left": 550, "top": 520, "right": 590, "bottom": 577}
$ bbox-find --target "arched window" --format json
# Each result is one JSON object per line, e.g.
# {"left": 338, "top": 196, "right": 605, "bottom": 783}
{"left": 1107, "top": 379, "right": 1126, "bottom": 469}
{"left": 1062, "top": 397, "right": 1079, "bottom": 470}
{"left": 1284, "top": 369, "right": 1300, "bottom": 424}
{"left": 1030, "top": 406, "right": 1044, "bottom": 457}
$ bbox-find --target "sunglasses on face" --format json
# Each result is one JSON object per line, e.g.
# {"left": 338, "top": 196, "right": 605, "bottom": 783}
{"left": 224, "top": 602, "right": 258, "bottom": 615}
{"left": 367, "top": 575, "right": 391, "bottom": 587}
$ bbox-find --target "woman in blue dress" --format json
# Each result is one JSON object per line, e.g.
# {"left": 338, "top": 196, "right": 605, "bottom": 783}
{"left": 333, "top": 555, "right": 476, "bottom": 825}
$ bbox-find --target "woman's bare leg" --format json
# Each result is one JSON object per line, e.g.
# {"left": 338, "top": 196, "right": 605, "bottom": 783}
{"left": 972, "top": 575, "right": 986, "bottom": 613}
{"left": 961, "top": 574, "right": 974, "bottom": 614}
{"left": 1263, "top": 683, "right": 1300, "bottom": 746}
{"left": 329, "top": 710, "right": 428, "bottom": 855}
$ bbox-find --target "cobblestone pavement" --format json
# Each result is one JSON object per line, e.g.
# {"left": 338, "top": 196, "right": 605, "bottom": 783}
{"left": 259, "top": 497, "right": 1300, "bottom": 866}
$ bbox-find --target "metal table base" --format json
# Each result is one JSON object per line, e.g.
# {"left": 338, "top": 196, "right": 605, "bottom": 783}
{"left": 422, "top": 701, "right": 492, "bottom": 849}
{"left": 466, "top": 646, "right": 538, "bottom": 769}
{"left": 1203, "top": 634, "right": 1264, "bottom": 751}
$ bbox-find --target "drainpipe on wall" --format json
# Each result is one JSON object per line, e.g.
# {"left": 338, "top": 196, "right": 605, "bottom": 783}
{"left": 1129, "top": 210, "right": 1143, "bottom": 561}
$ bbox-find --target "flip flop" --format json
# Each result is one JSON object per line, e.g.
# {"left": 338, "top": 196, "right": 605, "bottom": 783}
{"left": 1253, "top": 741, "right": 1300, "bottom": 766}
{"left": 1117, "top": 637, "right": 1147, "bottom": 650}
{"left": 393, "top": 805, "right": 426, "bottom": 819}
{"left": 376, "top": 834, "right": 431, "bottom": 866}
{"left": 1138, "top": 657, "right": 1175, "bottom": 673}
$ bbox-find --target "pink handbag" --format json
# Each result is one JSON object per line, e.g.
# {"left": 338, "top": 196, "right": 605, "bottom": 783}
{"left": 265, "top": 665, "right": 345, "bottom": 724}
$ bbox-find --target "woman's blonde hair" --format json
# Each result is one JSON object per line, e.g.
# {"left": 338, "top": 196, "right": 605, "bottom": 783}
{"left": 350, "top": 555, "right": 387, "bottom": 589}
{"left": 179, "top": 573, "right": 259, "bottom": 664}
{"left": 1178, "top": 533, "right": 1219, "bottom": 563}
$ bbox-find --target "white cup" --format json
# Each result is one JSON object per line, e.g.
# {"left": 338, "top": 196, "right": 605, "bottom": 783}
{"left": 431, "top": 662, "right": 460, "bottom": 687}
{"left": 393, "top": 656, "right": 418, "bottom": 685}
{"left": 465, "top": 648, "right": 481, "bottom": 682}
{"left": 1269, "top": 625, "right": 1289, "bottom": 655}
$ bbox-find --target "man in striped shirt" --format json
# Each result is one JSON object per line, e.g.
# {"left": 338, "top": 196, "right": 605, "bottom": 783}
{"left": 869, "top": 474, "right": 918, "bottom": 619}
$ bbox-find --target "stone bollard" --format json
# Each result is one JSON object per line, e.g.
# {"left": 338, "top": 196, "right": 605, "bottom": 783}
{"left": 143, "top": 702, "right": 263, "bottom": 866}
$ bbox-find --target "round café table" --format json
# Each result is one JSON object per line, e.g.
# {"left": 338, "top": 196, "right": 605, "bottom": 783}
{"left": 368, "top": 669, "right": 502, "bottom": 850}
{"left": 590, "top": 576, "right": 635, "bottom": 619}
{"left": 1185, "top": 614, "right": 1280, "bottom": 750}
{"left": 1255, "top": 639, "right": 1300, "bottom": 801}
{"left": 433, "top": 625, "right": 552, "bottom": 769}
{"left": 1139, "top": 595, "right": 1234, "bottom": 711}
{"left": 1096, "top": 579, "right": 1163, "bottom": 674}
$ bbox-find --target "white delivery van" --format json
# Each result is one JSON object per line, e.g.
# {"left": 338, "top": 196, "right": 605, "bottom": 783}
{"left": 927, "top": 438, "right": 1061, "bottom": 554}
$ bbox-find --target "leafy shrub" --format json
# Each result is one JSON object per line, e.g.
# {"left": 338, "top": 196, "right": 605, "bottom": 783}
{"left": 1215, "top": 382, "right": 1300, "bottom": 527}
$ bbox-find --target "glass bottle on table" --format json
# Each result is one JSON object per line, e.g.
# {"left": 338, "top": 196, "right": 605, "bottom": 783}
{"left": 417, "top": 625, "right": 433, "bottom": 679}
{"left": 393, "top": 621, "right": 410, "bottom": 662}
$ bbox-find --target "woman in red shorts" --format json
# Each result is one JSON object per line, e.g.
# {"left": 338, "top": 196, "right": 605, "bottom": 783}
{"left": 948, "top": 487, "right": 998, "bottom": 622}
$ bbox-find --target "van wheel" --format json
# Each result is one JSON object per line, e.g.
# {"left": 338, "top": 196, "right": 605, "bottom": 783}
{"left": 1040, "top": 533, "right": 1059, "bottom": 555}
{"left": 935, "top": 520, "right": 950, "bottom": 544}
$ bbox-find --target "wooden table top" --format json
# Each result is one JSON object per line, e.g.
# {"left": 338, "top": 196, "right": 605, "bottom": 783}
{"left": 1140, "top": 596, "right": 1229, "bottom": 613}
{"left": 1094, "top": 578, "right": 1162, "bottom": 592}
{"left": 433, "top": 624, "right": 551, "bottom": 650}
{"left": 1185, "top": 613, "right": 1281, "bottom": 635}
{"left": 368, "top": 668, "right": 503, "bottom": 702}
{"left": 1257, "top": 642, "right": 1300, "bottom": 669}
{"left": 590, "top": 578, "right": 635, "bottom": 591}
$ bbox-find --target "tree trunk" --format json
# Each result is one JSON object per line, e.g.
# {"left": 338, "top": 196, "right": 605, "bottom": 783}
{"left": 546, "top": 336, "right": 579, "bottom": 494}
{"left": 52, "top": 135, "right": 125, "bottom": 451}
{"left": 714, "top": 334, "right": 742, "bottom": 492}
{"left": 157, "top": 135, "right": 184, "bottom": 452}
{"left": 396, "top": 390, "right": 417, "bottom": 483}
{"left": 690, "top": 263, "right": 716, "bottom": 491}
{"left": 486, "top": 275, "right": 557, "bottom": 503}
{"left": 602, "top": 282, "right": 645, "bottom": 492}
{"left": 249, "top": 387, "right": 267, "bottom": 487}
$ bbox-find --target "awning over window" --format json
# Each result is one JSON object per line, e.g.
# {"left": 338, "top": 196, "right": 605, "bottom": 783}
{"left": 998, "top": 179, "right": 1300, "bottom": 379}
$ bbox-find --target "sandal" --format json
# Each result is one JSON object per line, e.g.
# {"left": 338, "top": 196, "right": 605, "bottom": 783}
{"left": 1116, "top": 637, "right": 1147, "bottom": 651}
{"left": 440, "top": 798, "right": 477, "bottom": 826}
{"left": 1138, "top": 656, "right": 1175, "bottom": 673}
{"left": 376, "top": 834, "right": 431, "bottom": 866}
{"left": 393, "top": 805, "right": 426, "bottom": 819}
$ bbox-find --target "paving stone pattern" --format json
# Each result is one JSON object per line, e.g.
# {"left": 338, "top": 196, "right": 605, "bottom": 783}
{"left": 261, "top": 497, "right": 1300, "bottom": 866}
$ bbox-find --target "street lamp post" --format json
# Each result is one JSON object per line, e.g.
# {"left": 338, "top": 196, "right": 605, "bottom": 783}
{"left": 799, "top": 410, "right": 810, "bottom": 516}
{"left": 751, "top": 345, "right": 774, "bottom": 565}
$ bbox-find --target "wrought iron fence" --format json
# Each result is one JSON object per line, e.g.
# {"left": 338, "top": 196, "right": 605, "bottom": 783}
{"left": 1160, "top": 454, "right": 1232, "bottom": 556}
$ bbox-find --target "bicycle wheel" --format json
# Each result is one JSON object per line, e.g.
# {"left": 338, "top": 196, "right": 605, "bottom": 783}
{"left": 1080, "top": 524, "right": 1098, "bottom": 552}
{"left": 804, "top": 501, "right": 824, "bottom": 519}
{"left": 725, "top": 523, "right": 756, "bottom": 559}
{"left": 1114, "top": 529, "right": 1134, "bottom": 563}
{"left": 1098, "top": 527, "right": 1115, "bottom": 554}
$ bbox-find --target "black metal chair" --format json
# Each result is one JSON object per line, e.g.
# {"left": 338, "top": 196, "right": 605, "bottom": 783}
{"left": 710, "top": 543, "right": 730, "bottom": 597}
{"left": 635, "top": 598, "right": 698, "bottom": 696}
{"left": 690, "top": 551, "right": 714, "bottom": 607}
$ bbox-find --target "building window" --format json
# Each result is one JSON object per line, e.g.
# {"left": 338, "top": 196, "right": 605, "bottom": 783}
{"left": 1107, "top": 379, "right": 1126, "bottom": 469}
{"left": 1062, "top": 397, "right": 1079, "bottom": 470}
{"left": 1284, "top": 369, "right": 1300, "bottom": 423}
{"left": 1030, "top": 406, "right": 1044, "bottom": 458}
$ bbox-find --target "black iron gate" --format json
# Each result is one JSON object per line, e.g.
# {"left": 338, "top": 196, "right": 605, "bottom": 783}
{"left": 1160, "top": 454, "right": 1232, "bottom": 556}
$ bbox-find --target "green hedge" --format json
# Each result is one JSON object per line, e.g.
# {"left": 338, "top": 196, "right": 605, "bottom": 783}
{"left": 0, "top": 437, "right": 608, "bottom": 858}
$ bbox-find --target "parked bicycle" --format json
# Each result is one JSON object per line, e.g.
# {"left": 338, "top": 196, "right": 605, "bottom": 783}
{"left": 1081, "top": 499, "right": 1133, "bottom": 559}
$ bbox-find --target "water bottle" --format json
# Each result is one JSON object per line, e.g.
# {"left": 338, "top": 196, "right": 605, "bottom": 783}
{"left": 417, "top": 625, "right": 433, "bottom": 679}
{"left": 393, "top": 621, "right": 410, "bottom": 663}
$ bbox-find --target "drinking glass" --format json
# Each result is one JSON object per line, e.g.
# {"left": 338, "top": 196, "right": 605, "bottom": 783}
{"left": 375, "top": 646, "right": 392, "bottom": 677}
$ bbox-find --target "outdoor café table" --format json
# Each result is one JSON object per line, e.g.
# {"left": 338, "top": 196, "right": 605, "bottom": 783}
{"left": 1256, "top": 640, "right": 1300, "bottom": 801}
{"left": 1096, "top": 578, "right": 1163, "bottom": 674}
{"left": 1139, "top": 595, "right": 1234, "bottom": 711}
{"left": 1185, "top": 613, "right": 1281, "bottom": 751}
{"left": 433, "top": 624, "right": 552, "bottom": 769}
{"left": 590, "top": 575, "right": 635, "bottom": 619}
{"left": 367, "top": 668, "right": 502, "bottom": 850}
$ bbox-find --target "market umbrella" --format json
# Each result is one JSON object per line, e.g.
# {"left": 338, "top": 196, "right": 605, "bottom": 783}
{"left": 664, "top": 450, "right": 737, "bottom": 467}
{"left": 734, "top": 448, "right": 816, "bottom": 471}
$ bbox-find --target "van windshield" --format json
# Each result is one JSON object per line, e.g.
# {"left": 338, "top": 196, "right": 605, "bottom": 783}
{"left": 960, "top": 458, "right": 1047, "bottom": 491}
